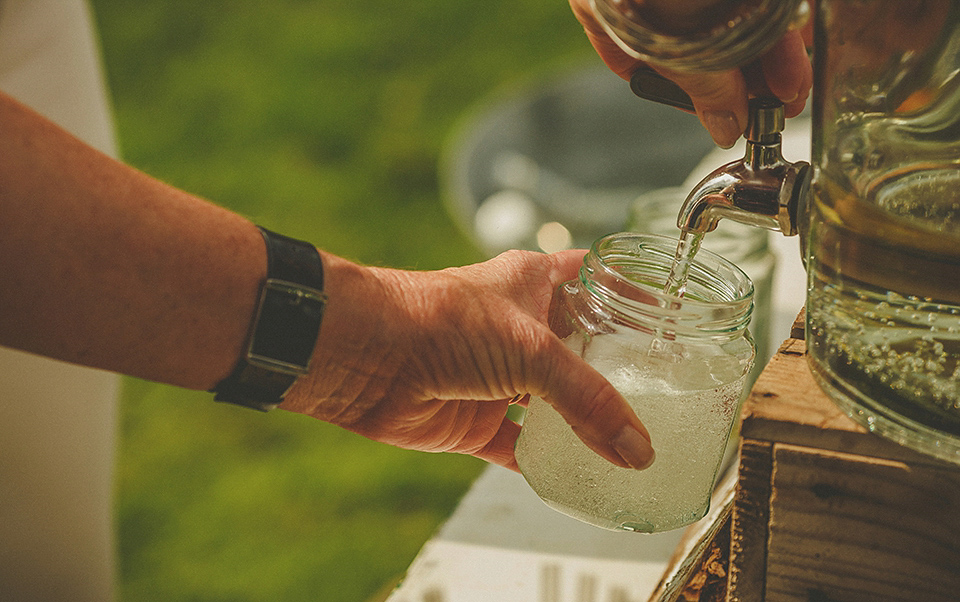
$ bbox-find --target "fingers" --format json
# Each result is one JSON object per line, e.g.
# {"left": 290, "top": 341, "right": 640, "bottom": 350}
{"left": 509, "top": 393, "right": 530, "bottom": 407}
{"left": 649, "top": 65, "right": 749, "bottom": 149}
{"left": 544, "top": 249, "right": 589, "bottom": 285}
{"left": 468, "top": 250, "right": 656, "bottom": 471}
{"left": 655, "top": 29, "right": 811, "bottom": 147}
{"left": 760, "top": 30, "right": 813, "bottom": 118}
{"left": 471, "top": 416, "right": 522, "bottom": 472}
{"left": 569, "top": 0, "right": 644, "bottom": 81}
{"left": 569, "top": 0, "right": 812, "bottom": 147}
{"left": 536, "top": 340, "right": 656, "bottom": 470}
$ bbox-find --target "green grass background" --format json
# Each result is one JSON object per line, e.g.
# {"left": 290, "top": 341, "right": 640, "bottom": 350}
{"left": 90, "top": 1, "right": 597, "bottom": 600}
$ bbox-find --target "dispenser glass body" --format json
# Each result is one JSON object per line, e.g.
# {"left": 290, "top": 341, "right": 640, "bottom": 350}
{"left": 805, "top": 1, "right": 960, "bottom": 462}
{"left": 515, "top": 234, "right": 755, "bottom": 532}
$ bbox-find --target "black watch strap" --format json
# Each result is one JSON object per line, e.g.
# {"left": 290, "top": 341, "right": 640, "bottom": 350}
{"left": 211, "top": 226, "right": 327, "bottom": 411}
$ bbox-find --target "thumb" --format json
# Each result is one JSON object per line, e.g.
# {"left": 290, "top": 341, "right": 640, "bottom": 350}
{"left": 653, "top": 66, "right": 749, "bottom": 149}
{"left": 536, "top": 339, "right": 656, "bottom": 470}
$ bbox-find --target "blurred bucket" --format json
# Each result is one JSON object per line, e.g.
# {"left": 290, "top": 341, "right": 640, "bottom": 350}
{"left": 441, "top": 65, "right": 716, "bottom": 255}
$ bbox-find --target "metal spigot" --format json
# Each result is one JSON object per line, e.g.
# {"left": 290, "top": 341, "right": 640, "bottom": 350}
{"left": 629, "top": 69, "right": 812, "bottom": 237}
{"left": 676, "top": 97, "right": 811, "bottom": 236}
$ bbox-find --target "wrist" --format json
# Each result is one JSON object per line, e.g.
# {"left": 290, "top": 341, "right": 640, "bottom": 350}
{"left": 211, "top": 227, "right": 326, "bottom": 411}
{"left": 279, "top": 256, "right": 406, "bottom": 421}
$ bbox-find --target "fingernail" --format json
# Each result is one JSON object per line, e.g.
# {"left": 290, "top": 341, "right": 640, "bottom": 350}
{"left": 611, "top": 426, "right": 655, "bottom": 470}
{"left": 702, "top": 110, "right": 743, "bottom": 149}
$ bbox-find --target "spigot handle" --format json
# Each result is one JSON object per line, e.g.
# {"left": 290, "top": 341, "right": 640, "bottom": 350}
{"left": 745, "top": 97, "right": 785, "bottom": 143}
{"left": 631, "top": 69, "right": 790, "bottom": 140}
{"left": 629, "top": 67, "right": 695, "bottom": 112}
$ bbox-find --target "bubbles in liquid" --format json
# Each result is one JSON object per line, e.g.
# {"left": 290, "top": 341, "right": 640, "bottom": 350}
{"left": 516, "top": 232, "right": 753, "bottom": 531}
{"left": 872, "top": 168, "right": 960, "bottom": 235}
{"left": 515, "top": 331, "right": 746, "bottom": 532}
{"left": 806, "top": 185, "right": 960, "bottom": 460}
{"left": 809, "top": 280, "right": 960, "bottom": 419}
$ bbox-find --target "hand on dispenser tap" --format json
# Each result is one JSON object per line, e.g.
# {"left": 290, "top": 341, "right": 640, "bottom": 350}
{"left": 568, "top": 0, "right": 813, "bottom": 149}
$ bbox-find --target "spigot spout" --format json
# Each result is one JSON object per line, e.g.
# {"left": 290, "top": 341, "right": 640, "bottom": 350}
{"left": 678, "top": 98, "right": 811, "bottom": 236}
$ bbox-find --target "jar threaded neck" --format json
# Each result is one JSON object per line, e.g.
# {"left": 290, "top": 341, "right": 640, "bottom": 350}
{"left": 580, "top": 233, "right": 754, "bottom": 341}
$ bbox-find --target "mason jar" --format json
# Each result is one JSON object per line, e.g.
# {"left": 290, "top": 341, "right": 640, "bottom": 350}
{"left": 588, "top": 0, "right": 808, "bottom": 72}
{"left": 515, "top": 233, "right": 755, "bottom": 532}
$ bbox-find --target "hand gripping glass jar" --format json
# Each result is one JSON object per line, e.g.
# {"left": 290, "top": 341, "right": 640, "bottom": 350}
{"left": 515, "top": 233, "right": 755, "bottom": 533}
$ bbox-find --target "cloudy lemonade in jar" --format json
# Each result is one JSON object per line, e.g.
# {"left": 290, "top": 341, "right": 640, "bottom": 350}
{"left": 515, "top": 234, "right": 754, "bottom": 532}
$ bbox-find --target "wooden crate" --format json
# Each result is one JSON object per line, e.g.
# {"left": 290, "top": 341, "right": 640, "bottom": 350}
{"left": 728, "top": 317, "right": 960, "bottom": 602}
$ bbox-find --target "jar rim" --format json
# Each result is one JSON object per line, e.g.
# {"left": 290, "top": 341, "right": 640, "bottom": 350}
{"left": 582, "top": 232, "right": 754, "bottom": 337}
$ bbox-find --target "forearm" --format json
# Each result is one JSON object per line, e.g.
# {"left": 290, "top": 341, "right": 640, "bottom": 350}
{"left": 0, "top": 92, "right": 654, "bottom": 471}
{"left": 0, "top": 91, "right": 264, "bottom": 390}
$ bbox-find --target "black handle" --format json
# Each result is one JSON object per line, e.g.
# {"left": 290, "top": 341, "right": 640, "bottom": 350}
{"left": 629, "top": 67, "right": 696, "bottom": 112}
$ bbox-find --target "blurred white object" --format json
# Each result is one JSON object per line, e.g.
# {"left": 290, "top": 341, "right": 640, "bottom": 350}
{"left": 536, "top": 222, "right": 572, "bottom": 253}
{"left": 492, "top": 151, "right": 642, "bottom": 230}
{"left": 387, "top": 466, "right": 685, "bottom": 602}
{"left": 0, "top": 2, "right": 120, "bottom": 601}
{"left": 475, "top": 190, "right": 538, "bottom": 253}
{"left": 441, "top": 65, "right": 715, "bottom": 255}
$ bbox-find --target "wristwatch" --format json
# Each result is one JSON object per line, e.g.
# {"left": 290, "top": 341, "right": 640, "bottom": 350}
{"left": 211, "top": 226, "right": 327, "bottom": 411}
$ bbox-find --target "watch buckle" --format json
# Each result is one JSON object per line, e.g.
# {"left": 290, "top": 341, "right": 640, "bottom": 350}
{"left": 245, "top": 278, "right": 326, "bottom": 376}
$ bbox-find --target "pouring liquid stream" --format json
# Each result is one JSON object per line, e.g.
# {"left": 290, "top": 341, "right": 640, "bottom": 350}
{"left": 663, "top": 229, "right": 705, "bottom": 298}
{"left": 647, "top": 229, "right": 706, "bottom": 357}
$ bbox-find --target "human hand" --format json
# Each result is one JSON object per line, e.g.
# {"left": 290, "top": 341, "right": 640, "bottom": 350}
{"left": 281, "top": 250, "right": 655, "bottom": 473}
{"left": 568, "top": 0, "right": 813, "bottom": 149}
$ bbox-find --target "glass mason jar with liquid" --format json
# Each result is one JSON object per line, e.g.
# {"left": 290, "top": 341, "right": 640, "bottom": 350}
{"left": 805, "top": 1, "right": 960, "bottom": 463}
{"left": 514, "top": 233, "right": 755, "bottom": 532}
{"left": 589, "top": 0, "right": 960, "bottom": 465}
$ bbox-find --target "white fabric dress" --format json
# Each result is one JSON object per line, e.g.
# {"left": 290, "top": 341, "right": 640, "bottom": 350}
{"left": 0, "top": 1, "right": 120, "bottom": 600}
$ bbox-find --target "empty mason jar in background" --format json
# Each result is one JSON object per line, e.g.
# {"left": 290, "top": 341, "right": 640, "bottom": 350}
{"left": 515, "top": 233, "right": 755, "bottom": 533}
{"left": 628, "top": 186, "right": 776, "bottom": 377}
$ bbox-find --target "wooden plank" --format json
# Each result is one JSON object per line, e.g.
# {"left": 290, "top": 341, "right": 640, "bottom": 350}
{"left": 647, "top": 468, "right": 737, "bottom": 602}
{"left": 725, "top": 308, "right": 960, "bottom": 601}
{"left": 742, "top": 338, "right": 860, "bottom": 433}
{"left": 763, "top": 443, "right": 960, "bottom": 601}
{"left": 728, "top": 440, "right": 773, "bottom": 602}
{"left": 789, "top": 307, "right": 805, "bottom": 341}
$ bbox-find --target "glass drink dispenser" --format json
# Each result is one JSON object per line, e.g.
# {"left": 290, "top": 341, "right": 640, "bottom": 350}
{"left": 805, "top": 1, "right": 960, "bottom": 462}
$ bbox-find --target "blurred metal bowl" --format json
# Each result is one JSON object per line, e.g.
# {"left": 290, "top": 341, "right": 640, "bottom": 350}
{"left": 441, "top": 64, "right": 715, "bottom": 256}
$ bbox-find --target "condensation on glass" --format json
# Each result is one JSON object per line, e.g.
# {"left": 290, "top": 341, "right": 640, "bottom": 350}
{"left": 515, "top": 233, "right": 755, "bottom": 532}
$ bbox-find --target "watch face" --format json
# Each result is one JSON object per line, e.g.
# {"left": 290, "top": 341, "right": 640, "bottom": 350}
{"left": 248, "top": 280, "right": 326, "bottom": 374}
